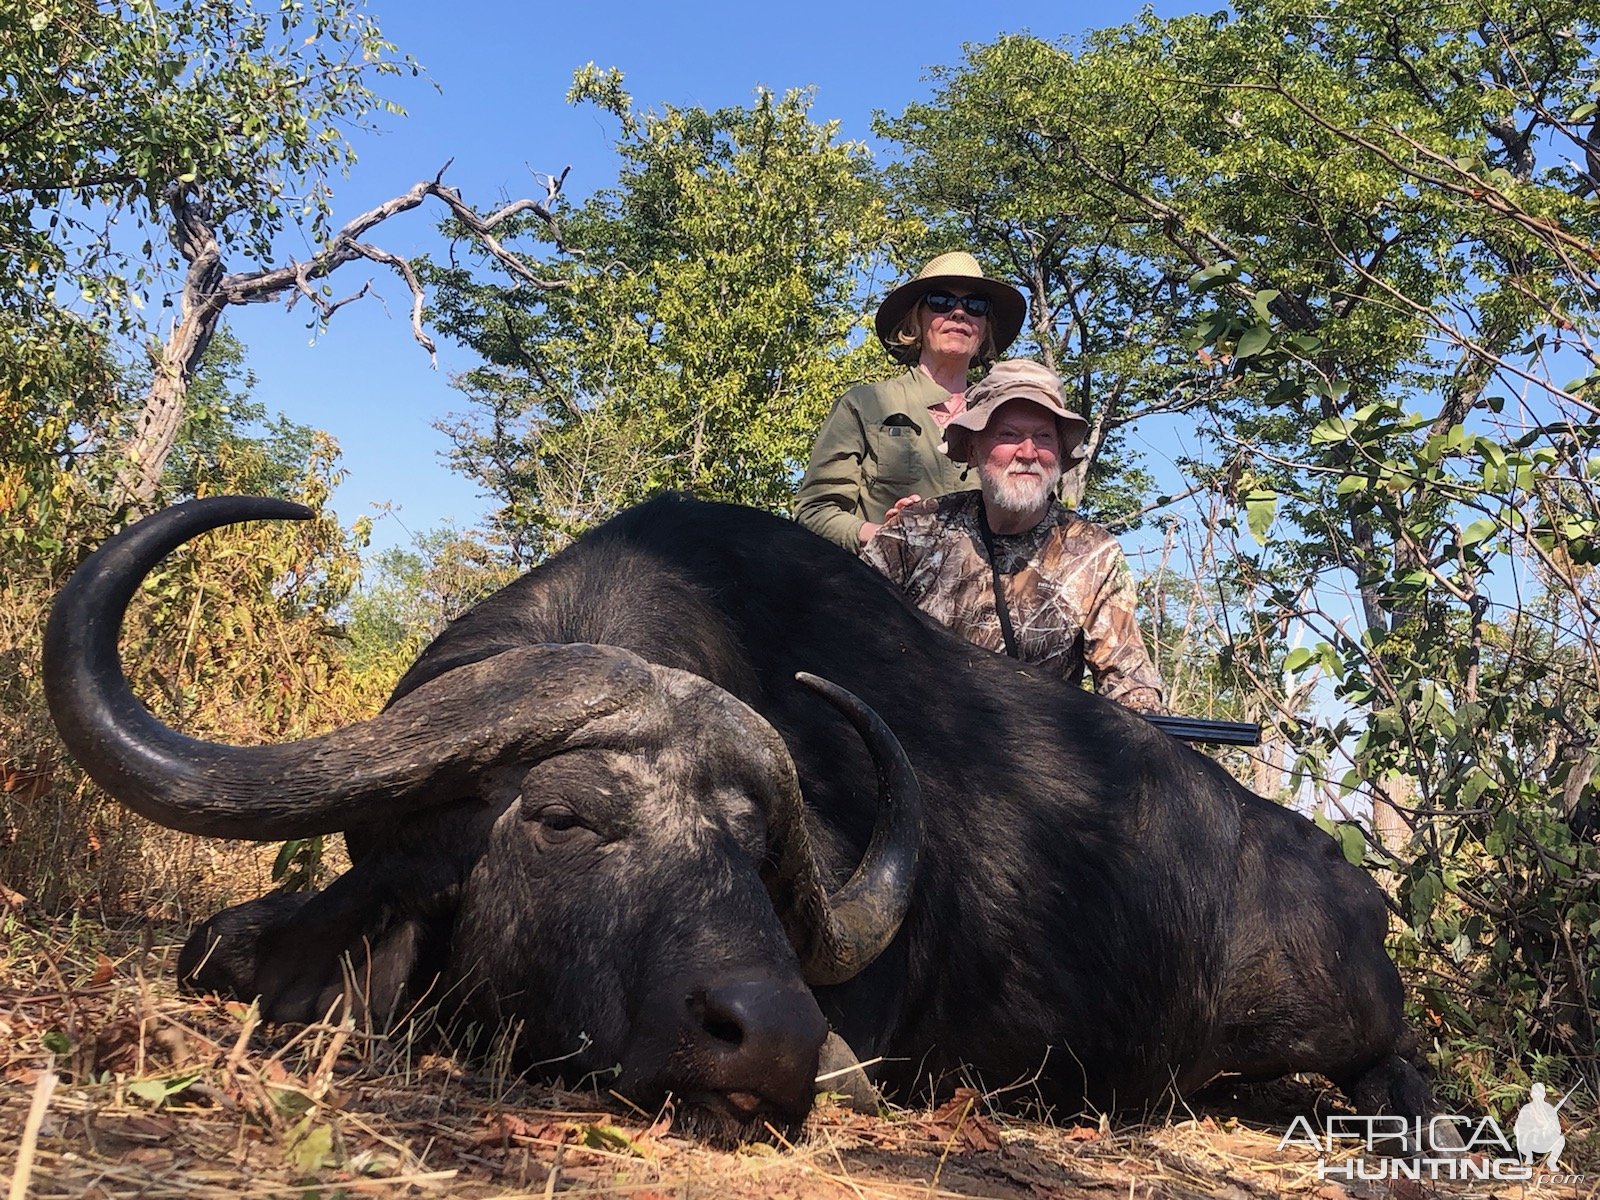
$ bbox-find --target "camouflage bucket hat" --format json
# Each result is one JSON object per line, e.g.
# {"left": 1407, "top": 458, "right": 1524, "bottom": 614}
{"left": 941, "top": 360, "right": 1089, "bottom": 465}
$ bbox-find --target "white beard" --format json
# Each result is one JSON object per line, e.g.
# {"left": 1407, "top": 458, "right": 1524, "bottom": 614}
{"left": 982, "top": 461, "right": 1062, "bottom": 518}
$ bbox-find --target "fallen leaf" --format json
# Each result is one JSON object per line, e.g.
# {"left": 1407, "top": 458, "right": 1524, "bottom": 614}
{"left": 89, "top": 953, "right": 115, "bottom": 987}
{"left": 930, "top": 1087, "right": 984, "bottom": 1126}
{"left": 925, "top": 1089, "right": 1002, "bottom": 1153}
{"left": 287, "top": 1119, "right": 336, "bottom": 1175}
{"left": 478, "top": 1112, "right": 576, "bottom": 1147}
{"left": 644, "top": 1097, "right": 674, "bottom": 1140}
{"left": 93, "top": 1017, "right": 143, "bottom": 1076}
{"left": 580, "top": 1122, "right": 642, "bottom": 1154}
{"left": 97, "top": 1114, "right": 178, "bottom": 1144}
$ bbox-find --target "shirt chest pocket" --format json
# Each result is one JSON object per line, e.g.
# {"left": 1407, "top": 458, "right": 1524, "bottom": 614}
{"left": 868, "top": 419, "right": 923, "bottom": 486}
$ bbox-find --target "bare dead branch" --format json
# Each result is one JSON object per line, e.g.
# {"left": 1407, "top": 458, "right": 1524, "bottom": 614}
{"left": 348, "top": 241, "right": 436, "bottom": 360}
{"left": 117, "top": 167, "right": 574, "bottom": 511}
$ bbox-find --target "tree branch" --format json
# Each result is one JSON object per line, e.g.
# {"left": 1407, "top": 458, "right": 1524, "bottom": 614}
{"left": 116, "top": 166, "right": 574, "bottom": 513}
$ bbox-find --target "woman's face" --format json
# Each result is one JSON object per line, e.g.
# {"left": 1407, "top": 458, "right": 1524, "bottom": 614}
{"left": 916, "top": 289, "right": 988, "bottom": 366}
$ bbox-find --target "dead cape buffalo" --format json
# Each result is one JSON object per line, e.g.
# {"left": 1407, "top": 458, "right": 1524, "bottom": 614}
{"left": 46, "top": 492, "right": 1441, "bottom": 1143}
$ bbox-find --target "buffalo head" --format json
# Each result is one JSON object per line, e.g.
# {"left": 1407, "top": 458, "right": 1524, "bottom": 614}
{"left": 44, "top": 496, "right": 922, "bottom": 1142}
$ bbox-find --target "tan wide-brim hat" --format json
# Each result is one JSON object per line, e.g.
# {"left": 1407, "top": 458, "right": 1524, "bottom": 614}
{"left": 941, "top": 359, "right": 1090, "bottom": 465}
{"left": 874, "top": 251, "right": 1027, "bottom": 364}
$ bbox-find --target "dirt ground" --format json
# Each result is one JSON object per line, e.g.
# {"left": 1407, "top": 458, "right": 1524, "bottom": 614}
{"left": 2, "top": 910, "right": 1592, "bottom": 1200}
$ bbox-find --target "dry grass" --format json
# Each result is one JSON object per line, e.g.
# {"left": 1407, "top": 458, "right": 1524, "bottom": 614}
{"left": 4, "top": 909, "right": 1593, "bottom": 1200}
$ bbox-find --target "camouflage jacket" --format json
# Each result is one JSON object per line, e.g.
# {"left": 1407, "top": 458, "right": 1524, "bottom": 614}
{"left": 861, "top": 491, "right": 1167, "bottom": 712}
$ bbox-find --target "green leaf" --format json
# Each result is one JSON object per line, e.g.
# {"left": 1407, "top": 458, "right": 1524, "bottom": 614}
{"left": 272, "top": 839, "right": 300, "bottom": 880}
{"left": 1459, "top": 769, "right": 1495, "bottom": 806}
{"left": 1234, "top": 324, "right": 1272, "bottom": 359}
{"left": 127, "top": 1072, "right": 201, "bottom": 1106}
{"left": 1244, "top": 487, "right": 1277, "bottom": 543}
{"left": 41, "top": 1030, "right": 71, "bottom": 1055}
{"left": 270, "top": 1086, "right": 314, "bottom": 1120}
{"left": 128, "top": 1079, "right": 169, "bottom": 1104}
{"left": 1410, "top": 870, "right": 1444, "bottom": 926}
{"left": 1336, "top": 823, "right": 1365, "bottom": 866}
{"left": 1309, "top": 417, "right": 1354, "bottom": 445}
{"left": 1187, "top": 262, "right": 1237, "bottom": 292}
{"left": 1335, "top": 473, "right": 1368, "bottom": 496}
{"left": 1284, "top": 646, "right": 1315, "bottom": 672}
{"left": 580, "top": 1123, "right": 642, "bottom": 1154}
{"left": 288, "top": 1119, "right": 336, "bottom": 1176}
{"left": 1459, "top": 518, "right": 1496, "bottom": 547}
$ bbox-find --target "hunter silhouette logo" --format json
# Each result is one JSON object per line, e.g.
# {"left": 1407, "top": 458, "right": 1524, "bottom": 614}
{"left": 1513, "top": 1083, "right": 1568, "bottom": 1171}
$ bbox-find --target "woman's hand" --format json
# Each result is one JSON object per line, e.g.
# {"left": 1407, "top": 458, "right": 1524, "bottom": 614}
{"left": 883, "top": 494, "right": 923, "bottom": 524}
{"left": 860, "top": 495, "right": 923, "bottom": 545}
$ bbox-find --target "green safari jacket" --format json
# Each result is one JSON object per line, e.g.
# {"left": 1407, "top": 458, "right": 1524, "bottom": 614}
{"left": 793, "top": 369, "right": 972, "bottom": 552}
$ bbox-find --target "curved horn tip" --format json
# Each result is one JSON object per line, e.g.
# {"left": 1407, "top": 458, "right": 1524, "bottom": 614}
{"left": 199, "top": 495, "right": 316, "bottom": 523}
{"left": 795, "top": 673, "right": 886, "bottom": 732}
{"left": 794, "top": 671, "right": 843, "bottom": 701}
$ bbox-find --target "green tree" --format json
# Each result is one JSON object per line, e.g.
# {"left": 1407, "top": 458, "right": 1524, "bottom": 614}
{"left": 4, "top": 0, "right": 574, "bottom": 513}
{"left": 877, "top": 34, "right": 1212, "bottom": 523}
{"left": 342, "top": 528, "right": 518, "bottom": 677}
{"left": 155, "top": 326, "right": 317, "bottom": 501}
{"left": 427, "top": 68, "right": 894, "bottom": 561}
{"left": 3, "top": 0, "right": 403, "bottom": 496}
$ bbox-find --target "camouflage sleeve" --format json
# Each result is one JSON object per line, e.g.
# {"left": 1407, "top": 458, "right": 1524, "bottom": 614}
{"left": 1080, "top": 544, "right": 1167, "bottom": 714}
{"left": 860, "top": 516, "right": 917, "bottom": 587}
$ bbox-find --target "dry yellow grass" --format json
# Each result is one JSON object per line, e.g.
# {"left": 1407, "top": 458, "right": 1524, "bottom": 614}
{"left": 3, "top": 907, "right": 1593, "bottom": 1200}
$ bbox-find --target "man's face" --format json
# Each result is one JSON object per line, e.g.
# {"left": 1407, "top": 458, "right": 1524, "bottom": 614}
{"left": 916, "top": 290, "right": 988, "bottom": 365}
{"left": 975, "top": 399, "right": 1063, "bottom": 516}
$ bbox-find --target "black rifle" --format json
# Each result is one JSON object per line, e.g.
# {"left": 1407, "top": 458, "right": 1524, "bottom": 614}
{"left": 1145, "top": 714, "right": 1262, "bottom": 746}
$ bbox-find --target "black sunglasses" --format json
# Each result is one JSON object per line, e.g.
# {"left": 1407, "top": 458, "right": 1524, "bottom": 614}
{"left": 922, "top": 290, "right": 992, "bottom": 317}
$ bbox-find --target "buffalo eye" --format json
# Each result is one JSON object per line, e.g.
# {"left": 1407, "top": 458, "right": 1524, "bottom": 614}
{"left": 526, "top": 803, "right": 589, "bottom": 848}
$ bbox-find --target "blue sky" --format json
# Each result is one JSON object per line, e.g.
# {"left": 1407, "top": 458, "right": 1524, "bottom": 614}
{"left": 224, "top": 0, "right": 1206, "bottom": 554}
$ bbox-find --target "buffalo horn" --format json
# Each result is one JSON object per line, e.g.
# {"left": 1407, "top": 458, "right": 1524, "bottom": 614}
{"left": 43, "top": 496, "right": 661, "bottom": 839}
{"left": 761, "top": 673, "right": 922, "bottom": 987}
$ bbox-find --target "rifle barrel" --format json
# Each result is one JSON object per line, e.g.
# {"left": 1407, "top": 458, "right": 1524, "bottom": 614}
{"left": 1145, "top": 714, "right": 1262, "bottom": 746}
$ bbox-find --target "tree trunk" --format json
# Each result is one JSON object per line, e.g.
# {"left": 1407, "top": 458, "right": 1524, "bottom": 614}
{"left": 116, "top": 185, "right": 225, "bottom": 513}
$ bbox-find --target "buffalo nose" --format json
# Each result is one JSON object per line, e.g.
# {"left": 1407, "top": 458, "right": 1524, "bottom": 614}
{"left": 686, "top": 979, "right": 827, "bottom": 1106}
